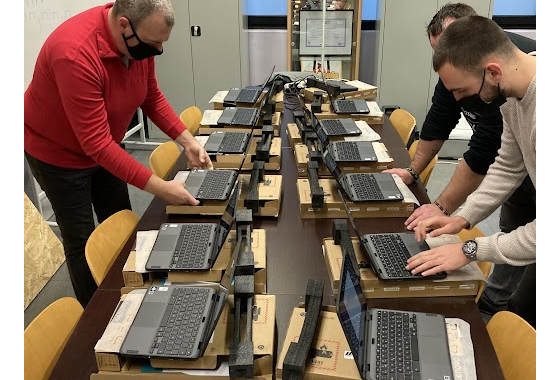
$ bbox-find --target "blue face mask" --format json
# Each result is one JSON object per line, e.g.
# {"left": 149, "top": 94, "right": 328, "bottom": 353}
{"left": 458, "top": 70, "right": 506, "bottom": 117}
{"left": 122, "top": 20, "right": 163, "bottom": 61}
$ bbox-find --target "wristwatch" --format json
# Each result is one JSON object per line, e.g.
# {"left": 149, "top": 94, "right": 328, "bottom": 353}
{"left": 462, "top": 240, "right": 478, "bottom": 260}
{"left": 405, "top": 166, "right": 420, "bottom": 181}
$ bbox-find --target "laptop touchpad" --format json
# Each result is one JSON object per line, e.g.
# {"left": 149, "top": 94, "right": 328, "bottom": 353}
{"left": 134, "top": 302, "right": 164, "bottom": 328}
{"left": 153, "top": 235, "right": 176, "bottom": 251}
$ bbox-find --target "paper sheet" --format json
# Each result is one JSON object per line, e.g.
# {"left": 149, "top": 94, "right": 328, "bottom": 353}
{"left": 373, "top": 142, "right": 393, "bottom": 163}
{"left": 366, "top": 101, "right": 383, "bottom": 117}
{"left": 392, "top": 174, "right": 420, "bottom": 206}
{"left": 134, "top": 230, "right": 159, "bottom": 273}
{"left": 343, "top": 120, "right": 381, "bottom": 141}
{"left": 201, "top": 110, "right": 223, "bottom": 125}
{"left": 209, "top": 91, "right": 229, "bottom": 103}
{"left": 446, "top": 318, "right": 478, "bottom": 380}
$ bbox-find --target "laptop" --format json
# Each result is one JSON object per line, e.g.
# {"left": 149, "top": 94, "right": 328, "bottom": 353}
{"left": 307, "top": 77, "right": 359, "bottom": 94}
{"left": 184, "top": 140, "right": 250, "bottom": 201}
{"left": 316, "top": 118, "right": 362, "bottom": 141}
{"left": 217, "top": 107, "right": 260, "bottom": 126}
{"left": 339, "top": 188, "right": 447, "bottom": 281}
{"left": 223, "top": 65, "right": 276, "bottom": 104}
{"left": 336, "top": 252, "right": 455, "bottom": 380}
{"left": 145, "top": 181, "right": 241, "bottom": 271}
{"left": 325, "top": 141, "right": 377, "bottom": 163}
{"left": 320, "top": 71, "right": 370, "bottom": 115}
{"left": 323, "top": 151, "right": 403, "bottom": 202}
{"left": 204, "top": 131, "right": 250, "bottom": 154}
{"left": 120, "top": 233, "right": 241, "bottom": 360}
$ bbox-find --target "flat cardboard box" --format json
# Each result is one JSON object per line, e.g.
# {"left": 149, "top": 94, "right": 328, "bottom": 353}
{"left": 165, "top": 173, "right": 282, "bottom": 217}
{"left": 168, "top": 228, "right": 267, "bottom": 294}
{"left": 302, "top": 80, "right": 378, "bottom": 102}
{"left": 323, "top": 237, "right": 486, "bottom": 299}
{"left": 198, "top": 110, "right": 281, "bottom": 137}
{"left": 191, "top": 135, "right": 282, "bottom": 171}
{"left": 210, "top": 90, "right": 283, "bottom": 113}
{"left": 94, "top": 291, "right": 275, "bottom": 379}
{"left": 294, "top": 141, "right": 393, "bottom": 178}
{"left": 296, "top": 177, "right": 417, "bottom": 219}
{"left": 305, "top": 102, "right": 383, "bottom": 125}
{"left": 276, "top": 305, "right": 361, "bottom": 380}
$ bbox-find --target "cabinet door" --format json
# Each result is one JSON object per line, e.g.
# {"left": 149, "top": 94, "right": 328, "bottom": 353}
{"left": 188, "top": 0, "right": 242, "bottom": 110}
{"left": 148, "top": 0, "right": 196, "bottom": 139}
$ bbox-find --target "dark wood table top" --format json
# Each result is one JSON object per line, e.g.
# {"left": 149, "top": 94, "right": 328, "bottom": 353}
{"left": 49, "top": 109, "right": 504, "bottom": 380}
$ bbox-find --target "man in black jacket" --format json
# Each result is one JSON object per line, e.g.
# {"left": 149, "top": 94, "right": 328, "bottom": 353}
{"left": 384, "top": 3, "right": 536, "bottom": 321}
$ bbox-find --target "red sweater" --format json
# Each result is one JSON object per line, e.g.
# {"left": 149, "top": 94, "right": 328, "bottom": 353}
{"left": 24, "top": 3, "right": 185, "bottom": 189}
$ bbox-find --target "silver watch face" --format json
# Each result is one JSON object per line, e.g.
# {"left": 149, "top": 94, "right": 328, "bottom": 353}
{"left": 463, "top": 240, "right": 477, "bottom": 258}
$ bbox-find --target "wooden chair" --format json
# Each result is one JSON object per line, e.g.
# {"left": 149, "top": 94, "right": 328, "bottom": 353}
{"left": 179, "top": 105, "right": 203, "bottom": 136}
{"left": 457, "top": 226, "right": 493, "bottom": 303}
{"left": 487, "top": 311, "right": 536, "bottom": 380}
{"left": 24, "top": 297, "right": 84, "bottom": 380}
{"left": 85, "top": 209, "right": 139, "bottom": 285}
{"left": 389, "top": 108, "right": 416, "bottom": 147}
{"left": 408, "top": 140, "right": 437, "bottom": 186}
{"left": 149, "top": 140, "right": 182, "bottom": 179}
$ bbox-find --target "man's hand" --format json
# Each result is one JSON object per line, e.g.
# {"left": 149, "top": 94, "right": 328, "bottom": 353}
{"left": 405, "top": 243, "right": 471, "bottom": 277}
{"left": 413, "top": 215, "right": 470, "bottom": 242}
{"left": 404, "top": 203, "right": 445, "bottom": 230}
{"left": 184, "top": 139, "right": 211, "bottom": 169}
{"left": 383, "top": 168, "right": 415, "bottom": 185}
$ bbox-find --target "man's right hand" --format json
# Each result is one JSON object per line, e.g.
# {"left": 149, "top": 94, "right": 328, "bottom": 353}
{"left": 404, "top": 203, "right": 445, "bottom": 230}
{"left": 383, "top": 168, "right": 415, "bottom": 185}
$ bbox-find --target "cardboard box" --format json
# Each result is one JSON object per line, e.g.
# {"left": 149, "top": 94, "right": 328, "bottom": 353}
{"left": 323, "top": 237, "right": 486, "bottom": 299}
{"left": 305, "top": 102, "right": 383, "bottom": 125}
{"left": 210, "top": 90, "right": 283, "bottom": 113}
{"left": 191, "top": 136, "right": 282, "bottom": 171}
{"left": 165, "top": 173, "right": 282, "bottom": 217}
{"left": 198, "top": 110, "right": 281, "bottom": 137}
{"left": 94, "top": 291, "right": 275, "bottom": 379}
{"left": 287, "top": 123, "right": 302, "bottom": 149}
{"left": 303, "top": 80, "right": 378, "bottom": 102}
{"left": 296, "top": 177, "right": 417, "bottom": 219}
{"left": 294, "top": 142, "right": 394, "bottom": 178}
{"left": 276, "top": 305, "right": 361, "bottom": 380}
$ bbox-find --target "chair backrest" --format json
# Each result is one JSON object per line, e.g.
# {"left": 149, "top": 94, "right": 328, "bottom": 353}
{"left": 389, "top": 108, "right": 416, "bottom": 147}
{"left": 24, "top": 297, "right": 84, "bottom": 380}
{"left": 149, "top": 141, "right": 182, "bottom": 179}
{"left": 487, "top": 311, "right": 536, "bottom": 380}
{"left": 85, "top": 209, "right": 139, "bottom": 285}
{"left": 179, "top": 105, "right": 203, "bottom": 136}
{"left": 457, "top": 226, "right": 493, "bottom": 303}
{"left": 408, "top": 140, "right": 437, "bottom": 186}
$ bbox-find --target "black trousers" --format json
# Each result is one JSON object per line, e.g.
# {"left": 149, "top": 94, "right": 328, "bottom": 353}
{"left": 507, "top": 263, "right": 536, "bottom": 328}
{"left": 25, "top": 152, "right": 132, "bottom": 307}
{"left": 478, "top": 175, "right": 536, "bottom": 318}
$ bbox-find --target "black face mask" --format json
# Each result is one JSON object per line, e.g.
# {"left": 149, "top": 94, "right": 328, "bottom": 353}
{"left": 122, "top": 20, "right": 163, "bottom": 61}
{"left": 458, "top": 70, "right": 507, "bottom": 117}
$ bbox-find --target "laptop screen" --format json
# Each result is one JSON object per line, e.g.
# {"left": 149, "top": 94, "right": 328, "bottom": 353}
{"left": 215, "top": 180, "right": 242, "bottom": 254}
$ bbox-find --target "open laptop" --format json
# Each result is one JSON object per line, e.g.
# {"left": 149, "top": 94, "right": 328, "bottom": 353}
{"left": 120, "top": 233, "right": 241, "bottom": 361}
{"left": 204, "top": 130, "right": 251, "bottom": 154}
{"left": 307, "top": 77, "right": 359, "bottom": 94}
{"left": 336, "top": 252, "right": 455, "bottom": 380}
{"left": 223, "top": 65, "right": 276, "bottom": 104}
{"left": 145, "top": 181, "right": 241, "bottom": 271}
{"left": 325, "top": 141, "right": 377, "bottom": 163}
{"left": 339, "top": 188, "right": 447, "bottom": 281}
{"left": 323, "top": 151, "right": 402, "bottom": 202}
{"left": 184, "top": 140, "right": 250, "bottom": 201}
{"left": 320, "top": 71, "right": 369, "bottom": 115}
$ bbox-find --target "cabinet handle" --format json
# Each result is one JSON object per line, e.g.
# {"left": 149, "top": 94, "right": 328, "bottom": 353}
{"left": 191, "top": 26, "right": 201, "bottom": 37}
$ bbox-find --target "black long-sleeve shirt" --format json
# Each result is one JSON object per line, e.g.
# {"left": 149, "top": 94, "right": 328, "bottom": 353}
{"left": 420, "top": 31, "right": 536, "bottom": 175}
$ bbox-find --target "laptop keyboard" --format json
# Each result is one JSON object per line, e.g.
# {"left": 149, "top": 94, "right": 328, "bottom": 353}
{"left": 231, "top": 108, "right": 257, "bottom": 125}
{"left": 197, "top": 170, "right": 233, "bottom": 199}
{"left": 321, "top": 119, "right": 347, "bottom": 135}
{"left": 171, "top": 225, "right": 213, "bottom": 269}
{"left": 373, "top": 309, "right": 421, "bottom": 380}
{"left": 369, "top": 234, "right": 421, "bottom": 279}
{"left": 335, "top": 100, "right": 359, "bottom": 113}
{"left": 335, "top": 141, "right": 361, "bottom": 161}
{"left": 350, "top": 173, "right": 383, "bottom": 200}
{"left": 219, "top": 132, "right": 247, "bottom": 153}
{"left": 236, "top": 88, "right": 259, "bottom": 103}
{"left": 150, "top": 287, "right": 211, "bottom": 357}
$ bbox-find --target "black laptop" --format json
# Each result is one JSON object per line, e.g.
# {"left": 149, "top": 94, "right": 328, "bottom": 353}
{"left": 120, "top": 235, "right": 240, "bottom": 361}
{"left": 223, "top": 65, "right": 276, "bottom": 104}
{"left": 217, "top": 107, "right": 260, "bottom": 126}
{"left": 145, "top": 181, "right": 241, "bottom": 271}
{"left": 204, "top": 131, "right": 250, "bottom": 154}
{"left": 325, "top": 141, "right": 377, "bottom": 163}
{"left": 320, "top": 71, "right": 370, "bottom": 115}
{"left": 323, "top": 151, "right": 402, "bottom": 202}
{"left": 339, "top": 189, "right": 447, "bottom": 281}
{"left": 336, "top": 252, "right": 455, "bottom": 380}
{"left": 316, "top": 118, "right": 362, "bottom": 141}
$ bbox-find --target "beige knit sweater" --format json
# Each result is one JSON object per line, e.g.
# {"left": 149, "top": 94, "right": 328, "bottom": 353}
{"left": 456, "top": 75, "right": 536, "bottom": 265}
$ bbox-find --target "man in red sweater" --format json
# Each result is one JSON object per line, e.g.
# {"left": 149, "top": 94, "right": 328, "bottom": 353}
{"left": 24, "top": 0, "right": 210, "bottom": 306}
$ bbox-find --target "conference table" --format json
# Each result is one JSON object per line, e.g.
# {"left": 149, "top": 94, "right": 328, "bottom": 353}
{"left": 48, "top": 107, "right": 505, "bottom": 380}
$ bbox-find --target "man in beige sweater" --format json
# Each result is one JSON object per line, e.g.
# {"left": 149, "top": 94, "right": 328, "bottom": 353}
{"left": 405, "top": 16, "right": 536, "bottom": 325}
